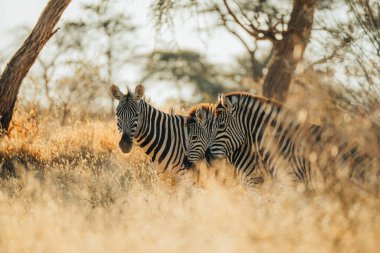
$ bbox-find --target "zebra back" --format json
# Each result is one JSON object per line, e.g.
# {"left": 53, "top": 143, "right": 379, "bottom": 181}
{"left": 215, "top": 92, "right": 378, "bottom": 192}
{"left": 135, "top": 100, "right": 189, "bottom": 174}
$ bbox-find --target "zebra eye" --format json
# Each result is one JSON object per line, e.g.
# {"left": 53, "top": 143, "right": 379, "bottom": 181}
{"left": 191, "top": 135, "right": 198, "bottom": 141}
{"left": 220, "top": 123, "right": 226, "bottom": 129}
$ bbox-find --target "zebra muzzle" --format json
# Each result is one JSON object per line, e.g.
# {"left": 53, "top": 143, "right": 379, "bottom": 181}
{"left": 205, "top": 148, "right": 214, "bottom": 164}
{"left": 183, "top": 156, "right": 194, "bottom": 169}
{"left": 119, "top": 134, "right": 133, "bottom": 153}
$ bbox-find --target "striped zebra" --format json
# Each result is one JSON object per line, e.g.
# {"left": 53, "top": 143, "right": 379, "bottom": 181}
{"left": 110, "top": 84, "right": 190, "bottom": 176}
{"left": 186, "top": 104, "right": 265, "bottom": 186}
{"left": 305, "top": 123, "right": 378, "bottom": 191}
{"left": 210, "top": 92, "right": 300, "bottom": 180}
{"left": 185, "top": 93, "right": 308, "bottom": 187}
{"left": 189, "top": 93, "right": 376, "bottom": 192}
{"left": 209, "top": 92, "right": 377, "bottom": 191}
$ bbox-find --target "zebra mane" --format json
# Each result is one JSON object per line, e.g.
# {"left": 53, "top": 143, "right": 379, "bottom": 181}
{"left": 123, "top": 86, "right": 131, "bottom": 97}
{"left": 221, "top": 91, "right": 283, "bottom": 108}
{"left": 186, "top": 103, "right": 216, "bottom": 125}
{"left": 169, "top": 106, "right": 176, "bottom": 115}
{"left": 144, "top": 97, "right": 152, "bottom": 104}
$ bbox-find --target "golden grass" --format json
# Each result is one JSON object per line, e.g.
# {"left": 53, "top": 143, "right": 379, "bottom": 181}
{"left": 0, "top": 107, "right": 380, "bottom": 253}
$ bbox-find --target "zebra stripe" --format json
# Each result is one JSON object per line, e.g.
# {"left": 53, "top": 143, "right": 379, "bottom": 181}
{"left": 135, "top": 102, "right": 188, "bottom": 172}
{"left": 212, "top": 92, "right": 377, "bottom": 190}
{"left": 186, "top": 104, "right": 265, "bottom": 187}
{"left": 111, "top": 84, "right": 189, "bottom": 174}
{"left": 228, "top": 143, "right": 265, "bottom": 187}
{"left": 211, "top": 93, "right": 326, "bottom": 187}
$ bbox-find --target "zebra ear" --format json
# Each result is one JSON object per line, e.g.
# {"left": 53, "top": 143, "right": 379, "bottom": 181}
{"left": 217, "top": 93, "right": 223, "bottom": 104}
{"left": 110, "top": 84, "right": 124, "bottom": 100}
{"left": 218, "top": 93, "right": 233, "bottom": 113}
{"left": 196, "top": 108, "right": 206, "bottom": 126}
{"left": 134, "top": 83, "right": 145, "bottom": 101}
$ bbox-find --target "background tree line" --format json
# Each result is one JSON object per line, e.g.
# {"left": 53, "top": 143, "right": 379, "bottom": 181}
{"left": 0, "top": 0, "right": 379, "bottom": 131}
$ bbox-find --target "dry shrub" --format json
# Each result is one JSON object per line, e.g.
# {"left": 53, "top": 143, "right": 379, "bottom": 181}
{"left": 285, "top": 70, "right": 380, "bottom": 195}
{"left": 0, "top": 104, "right": 379, "bottom": 253}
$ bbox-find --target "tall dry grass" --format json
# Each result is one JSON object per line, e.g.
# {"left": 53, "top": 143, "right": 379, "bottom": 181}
{"left": 0, "top": 105, "right": 380, "bottom": 253}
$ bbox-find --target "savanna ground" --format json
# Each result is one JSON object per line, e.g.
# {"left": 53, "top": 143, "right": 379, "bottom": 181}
{"left": 0, "top": 102, "right": 380, "bottom": 253}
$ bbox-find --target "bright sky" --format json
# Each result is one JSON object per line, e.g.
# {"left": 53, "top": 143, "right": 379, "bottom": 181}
{"left": 0, "top": 0, "right": 248, "bottom": 103}
{"left": 0, "top": 0, "right": 246, "bottom": 62}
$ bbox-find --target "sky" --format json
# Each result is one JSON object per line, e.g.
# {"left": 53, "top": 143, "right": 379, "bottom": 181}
{"left": 0, "top": 0, "right": 249, "bottom": 104}
{"left": 0, "top": 0, "right": 246, "bottom": 64}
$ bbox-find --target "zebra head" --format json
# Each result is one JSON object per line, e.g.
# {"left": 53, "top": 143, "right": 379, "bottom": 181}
{"left": 110, "top": 83, "right": 145, "bottom": 154}
{"left": 209, "top": 93, "right": 246, "bottom": 160}
{"left": 185, "top": 104, "right": 217, "bottom": 167}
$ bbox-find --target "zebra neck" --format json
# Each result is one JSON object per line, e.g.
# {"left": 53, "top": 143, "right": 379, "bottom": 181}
{"left": 134, "top": 101, "right": 188, "bottom": 171}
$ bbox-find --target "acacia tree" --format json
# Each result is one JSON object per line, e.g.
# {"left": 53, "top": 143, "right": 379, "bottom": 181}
{"left": 212, "top": 1, "right": 279, "bottom": 82}
{"left": 347, "top": 0, "right": 380, "bottom": 58}
{"left": 213, "top": 0, "right": 317, "bottom": 102}
{"left": 263, "top": 0, "right": 316, "bottom": 102}
{"left": 11, "top": 0, "right": 136, "bottom": 117}
{"left": 316, "top": 0, "right": 380, "bottom": 119}
{"left": 27, "top": 21, "right": 92, "bottom": 111}
{"left": 55, "top": 61, "right": 106, "bottom": 125}
{"left": 0, "top": 0, "right": 71, "bottom": 132}
{"left": 78, "top": 0, "right": 136, "bottom": 114}
{"left": 291, "top": 0, "right": 380, "bottom": 150}
{"left": 31, "top": 25, "right": 75, "bottom": 110}
{"left": 154, "top": 0, "right": 317, "bottom": 102}
{"left": 142, "top": 50, "right": 233, "bottom": 101}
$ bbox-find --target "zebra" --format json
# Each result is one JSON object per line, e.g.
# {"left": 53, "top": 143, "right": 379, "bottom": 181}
{"left": 305, "top": 123, "right": 378, "bottom": 191}
{"left": 209, "top": 92, "right": 378, "bottom": 191}
{"left": 110, "top": 83, "right": 191, "bottom": 177}
{"left": 186, "top": 104, "right": 265, "bottom": 187}
{"left": 186, "top": 104, "right": 217, "bottom": 164}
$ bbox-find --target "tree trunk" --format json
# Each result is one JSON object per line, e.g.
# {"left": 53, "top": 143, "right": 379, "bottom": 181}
{"left": 263, "top": 0, "right": 316, "bottom": 102}
{"left": 0, "top": 0, "right": 71, "bottom": 131}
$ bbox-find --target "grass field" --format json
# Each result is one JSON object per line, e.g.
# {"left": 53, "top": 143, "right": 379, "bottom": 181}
{"left": 0, "top": 108, "right": 379, "bottom": 253}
